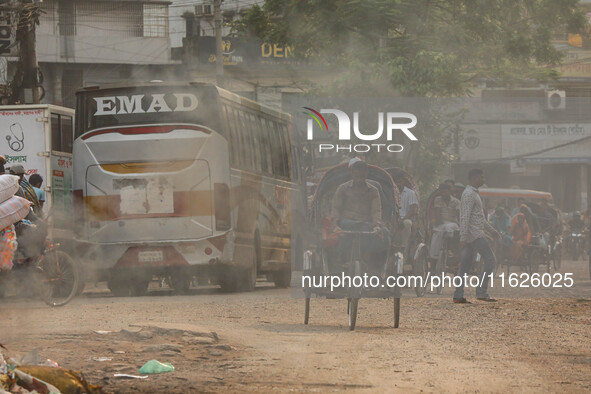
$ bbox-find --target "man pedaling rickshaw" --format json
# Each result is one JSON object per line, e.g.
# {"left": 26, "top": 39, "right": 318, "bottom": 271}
{"left": 508, "top": 212, "right": 531, "bottom": 261}
{"left": 330, "top": 158, "right": 390, "bottom": 272}
{"left": 429, "top": 183, "right": 460, "bottom": 261}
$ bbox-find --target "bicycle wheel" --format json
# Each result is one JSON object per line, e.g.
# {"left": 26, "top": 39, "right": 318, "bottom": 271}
{"left": 38, "top": 250, "right": 79, "bottom": 307}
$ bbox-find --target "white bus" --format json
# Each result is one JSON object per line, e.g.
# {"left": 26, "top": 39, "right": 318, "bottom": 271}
{"left": 73, "top": 82, "right": 305, "bottom": 296}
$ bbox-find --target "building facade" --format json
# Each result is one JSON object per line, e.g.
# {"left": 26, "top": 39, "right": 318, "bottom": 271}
{"left": 36, "top": 0, "right": 177, "bottom": 108}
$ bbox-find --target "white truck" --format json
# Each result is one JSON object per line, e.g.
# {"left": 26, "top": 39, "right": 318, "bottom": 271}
{"left": 0, "top": 104, "right": 76, "bottom": 249}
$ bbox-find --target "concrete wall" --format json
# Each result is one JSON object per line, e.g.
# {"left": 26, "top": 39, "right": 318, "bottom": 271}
{"left": 37, "top": 36, "right": 170, "bottom": 65}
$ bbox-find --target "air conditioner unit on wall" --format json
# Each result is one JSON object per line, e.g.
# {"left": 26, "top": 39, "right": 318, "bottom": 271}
{"left": 546, "top": 89, "right": 566, "bottom": 110}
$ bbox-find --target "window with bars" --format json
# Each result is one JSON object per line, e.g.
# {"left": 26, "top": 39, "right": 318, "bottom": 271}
{"left": 58, "top": 0, "right": 76, "bottom": 36}
{"left": 143, "top": 4, "right": 168, "bottom": 38}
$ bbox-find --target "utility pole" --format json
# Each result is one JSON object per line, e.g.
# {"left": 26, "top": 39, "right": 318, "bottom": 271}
{"left": 213, "top": 0, "right": 224, "bottom": 88}
{"left": 17, "top": 0, "right": 42, "bottom": 104}
{"left": 21, "top": 11, "right": 41, "bottom": 103}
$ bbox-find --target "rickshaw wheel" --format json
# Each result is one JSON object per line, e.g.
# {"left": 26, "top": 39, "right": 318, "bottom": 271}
{"left": 393, "top": 298, "right": 400, "bottom": 328}
{"left": 553, "top": 246, "right": 562, "bottom": 271}
{"left": 347, "top": 260, "right": 362, "bottom": 330}
{"left": 348, "top": 298, "right": 358, "bottom": 331}
{"left": 413, "top": 244, "right": 428, "bottom": 297}
{"left": 304, "top": 288, "right": 311, "bottom": 325}
{"left": 435, "top": 249, "right": 447, "bottom": 295}
{"left": 528, "top": 248, "right": 543, "bottom": 274}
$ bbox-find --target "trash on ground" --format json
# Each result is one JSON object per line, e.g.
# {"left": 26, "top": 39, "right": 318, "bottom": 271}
{"left": 138, "top": 360, "right": 175, "bottom": 374}
{"left": 113, "top": 373, "right": 149, "bottom": 379}
{"left": 1, "top": 346, "right": 104, "bottom": 393}
{"left": 89, "top": 357, "right": 112, "bottom": 362}
{"left": 17, "top": 365, "right": 104, "bottom": 394}
{"left": 93, "top": 330, "right": 112, "bottom": 335}
{"left": 44, "top": 359, "right": 59, "bottom": 368}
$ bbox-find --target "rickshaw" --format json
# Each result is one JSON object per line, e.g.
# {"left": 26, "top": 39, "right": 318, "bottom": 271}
{"left": 480, "top": 188, "right": 557, "bottom": 273}
{"left": 499, "top": 221, "right": 548, "bottom": 274}
{"left": 384, "top": 167, "right": 429, "bottom": 297}
{"left": 302, "top": 163, "right": 403, "bottom": 331}
{"left": 414, "top": 188, "right": 463, "bottom": 296}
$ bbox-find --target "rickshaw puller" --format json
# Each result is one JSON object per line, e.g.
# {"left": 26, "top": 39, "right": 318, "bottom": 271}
{"left": 429, "top": 183, "right": 460, "bottom": 260}
{"left": 331, "top": 158, "right": 390, "bottom": 272}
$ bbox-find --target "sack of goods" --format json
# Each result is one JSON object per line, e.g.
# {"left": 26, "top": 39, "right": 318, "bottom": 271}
{"left": 0, "top": 195, "right": 32, "bottom": 229}
{"left": 0, "top": 175, "right": 32, "bottom": 270}
{"left": 0, "top": 174, "right": 20, "bottom": 204}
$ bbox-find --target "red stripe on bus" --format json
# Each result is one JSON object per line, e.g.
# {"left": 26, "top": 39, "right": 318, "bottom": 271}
{"left": 81, "top": 125, "right": 211, "bottom": 140}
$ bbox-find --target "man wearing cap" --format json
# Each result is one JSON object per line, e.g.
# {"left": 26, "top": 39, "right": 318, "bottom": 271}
{"left": 11, "top": 165, "right": 42, "bottom": 216}
{"left": 331, "top": 158, "right": 388, "bottom": 268}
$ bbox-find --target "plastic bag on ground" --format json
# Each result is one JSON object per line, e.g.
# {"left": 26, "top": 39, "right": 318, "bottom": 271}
{"left": 138, "top": 360, "right": 175, "bottom": 374}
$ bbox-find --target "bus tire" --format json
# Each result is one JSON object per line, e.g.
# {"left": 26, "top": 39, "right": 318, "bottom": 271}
{"left": 219, "top": 268, "right": 241, "bottom": 293}
{"left": 129, "top": 279, "right": 149, "bottom": 297}
{"left": 108, "top": 275, "right": 130, "bottom": 297}
{"left": 171, "top": 272, "right": 191, "bottom": 294}
{"left": 240, "top": 242, "right": 259, "bottom": 292}
{"left": 273, "top": 270, "right": 291, "bottom": 288}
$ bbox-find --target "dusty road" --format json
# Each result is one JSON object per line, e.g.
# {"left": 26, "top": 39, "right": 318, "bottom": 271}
{"left": 1, "top": 260, "right": 590, "bottom": 393}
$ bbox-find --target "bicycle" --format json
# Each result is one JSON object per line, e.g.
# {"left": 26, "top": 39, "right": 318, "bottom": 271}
{"left": 0, "top": 240, "right": 79, "bottom": 307}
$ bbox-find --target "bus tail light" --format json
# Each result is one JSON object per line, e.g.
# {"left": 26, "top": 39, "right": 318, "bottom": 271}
{"left": 214, "top": 183, "right": 230, "bottom": 231}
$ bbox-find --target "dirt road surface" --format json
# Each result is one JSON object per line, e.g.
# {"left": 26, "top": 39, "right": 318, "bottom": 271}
{"left": 1, "top": 260, "right": 590, "bottom": 393}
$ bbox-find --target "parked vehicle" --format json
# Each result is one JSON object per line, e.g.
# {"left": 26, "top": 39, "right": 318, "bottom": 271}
{"left": 0, "top": 105, "right": 75, "bottom": 240}
{"left": 0, "top": 105, "right": 82, "bottom": 293}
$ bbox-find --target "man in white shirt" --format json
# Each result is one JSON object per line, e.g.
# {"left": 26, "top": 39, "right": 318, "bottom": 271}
{"left": 429, "top": 183, "right": 460, "bottom": 260}
{"left": 453, "top": 169, "right": 500, "bottom": 303}
{"left": 393, "top": 170, "right": 418, "bottom": 251}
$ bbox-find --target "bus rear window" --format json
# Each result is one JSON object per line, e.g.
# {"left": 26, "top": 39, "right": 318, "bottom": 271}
{"left": 76, "top": 86, "right": 221, "bottom": 139}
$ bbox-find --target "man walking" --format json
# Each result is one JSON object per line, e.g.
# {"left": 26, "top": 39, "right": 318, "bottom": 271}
{"left": 453, "top": 169, "right": 500, "bottom": 303}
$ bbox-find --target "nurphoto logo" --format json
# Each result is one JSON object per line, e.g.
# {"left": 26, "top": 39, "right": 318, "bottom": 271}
{"left": 303, "top": 107, "right": 417, "bottom": 153}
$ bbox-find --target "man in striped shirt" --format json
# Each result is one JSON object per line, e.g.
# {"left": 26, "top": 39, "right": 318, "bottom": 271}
{"left": 453, "top": 169, "right": 500, "bottom": 303}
